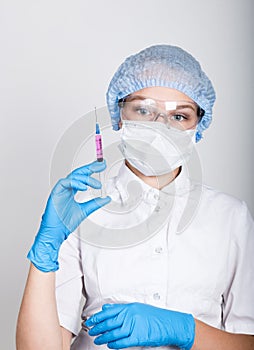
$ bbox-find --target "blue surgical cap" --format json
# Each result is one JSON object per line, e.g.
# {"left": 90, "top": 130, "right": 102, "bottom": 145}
{"left": 106, "top": 44, "right": 216, "bottom": 142}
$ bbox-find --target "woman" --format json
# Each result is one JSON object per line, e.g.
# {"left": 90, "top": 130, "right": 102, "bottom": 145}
{"left": 16, "top": 45, "right": 254, "bottom": 349}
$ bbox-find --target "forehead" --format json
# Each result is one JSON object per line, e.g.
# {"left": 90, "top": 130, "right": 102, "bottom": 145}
{"left": 131, "top": 87, "right": 194, "bottom": 103}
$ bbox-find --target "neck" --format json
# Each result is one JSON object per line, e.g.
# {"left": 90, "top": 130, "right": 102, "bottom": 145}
{"left": 125, "top": 160, "right": 181, "bottom": 190}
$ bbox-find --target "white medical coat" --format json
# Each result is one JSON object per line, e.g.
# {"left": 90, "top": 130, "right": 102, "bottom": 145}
{"left": 55, "top": 163, "right": 254, "bottom": 349}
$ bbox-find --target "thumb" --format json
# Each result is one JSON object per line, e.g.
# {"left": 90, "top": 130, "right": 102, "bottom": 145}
{"left": 102, "top": 303, "right": 115, "bottom": 310}
{"left": 80, "top": 196, "right": 111, "bottom": 217}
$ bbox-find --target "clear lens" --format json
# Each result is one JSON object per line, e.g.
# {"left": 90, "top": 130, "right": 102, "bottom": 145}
{"left": 120, "top": 96, "right": 200, "bottom": 130}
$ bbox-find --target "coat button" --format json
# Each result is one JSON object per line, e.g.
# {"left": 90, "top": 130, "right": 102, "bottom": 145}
{"left": 153, "top": 292, "right": 161, "bottom": 300}
{"left": 155, "top": 246, "right": 163, "bottom": 254}
{"left": 155, "top": 205, "right": 160, "bottom": 212}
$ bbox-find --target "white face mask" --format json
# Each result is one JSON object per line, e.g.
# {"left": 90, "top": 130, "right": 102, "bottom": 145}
{"left": 118, "top": 120, "right": 195, "bottom": 176}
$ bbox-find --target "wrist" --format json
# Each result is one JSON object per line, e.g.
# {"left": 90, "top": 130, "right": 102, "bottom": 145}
{"left": 27, "top": 238, "right": 61, "bottom": 272}
{"left": 189, "top": 315, "right": 196, "bottom": 350}
{"left": 180, "top": 313, "right": 196, "bottom": 350}
{"left": 166, "top": 310, "right": 195, "bottom": 350}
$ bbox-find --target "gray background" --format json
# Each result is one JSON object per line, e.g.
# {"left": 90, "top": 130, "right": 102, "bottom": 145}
{"left": 1, "top": 0, "right": 253, "bottom": 348}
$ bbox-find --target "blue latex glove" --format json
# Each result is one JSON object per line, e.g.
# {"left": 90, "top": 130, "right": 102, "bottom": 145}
{"left": 85, "top": 302, "right": 195, "bottom": 349}
{"left": 27, "top": 160, "right": 111, "bottom": 272}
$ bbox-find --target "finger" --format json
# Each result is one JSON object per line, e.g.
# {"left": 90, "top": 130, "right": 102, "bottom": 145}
{"left": 67, "top": 179, "right": 88, "bottom": 192}
{"left": 55, "top": 175, "right": 102, "bottom": 195}
{"left": 108, "top": 337, "right": 134, "bottom": 349}
{"left": 86, "top": 160, "right": 107, "bottom": 173}
{"left": 69, "top": 173, "right": 102, "bottom": 189}
{"left": 80, "top": 196, "right": 111, "bottom": 217}
{"left": 53, "top": 178, "right": 87, "bottom": 195}
{"left": 85, "top": 304, "right": 125, "bottom": 327}
{"left": 71, "top": 160, "right": 107, "bottom": 176}
{"left": 88, "top": 314, "right": 123, "bottom": 336}
{"left": 102, "top": 303, "right": 115, "bottom": 310}
{"left": 94, "top": 327, "right": 129, "bottom": 346}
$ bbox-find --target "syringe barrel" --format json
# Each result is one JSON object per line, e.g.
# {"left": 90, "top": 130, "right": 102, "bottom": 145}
{"left": 95, "top": 134, "right": 103, "bottom": 161}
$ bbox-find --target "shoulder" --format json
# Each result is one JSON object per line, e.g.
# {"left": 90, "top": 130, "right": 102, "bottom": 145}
{"left": 197, "top": 182, "right": 247, "bottom": 213}
{"left": 194, "top": 182, "right": 253, "bottom": 234}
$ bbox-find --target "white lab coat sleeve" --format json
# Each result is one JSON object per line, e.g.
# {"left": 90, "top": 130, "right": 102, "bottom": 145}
{"left": 222, "top": 201, "right": 254, "bottom": 334}
{"left": 55, "top": 232, "right": 85, "bottom": 336}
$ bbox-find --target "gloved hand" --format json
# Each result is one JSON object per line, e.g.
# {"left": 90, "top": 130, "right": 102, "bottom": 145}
{"left": 85, "top": 302, "right": 195, "bottom": 350}
{"left": 27, "top": 160, "right": 111, "bottom": 272}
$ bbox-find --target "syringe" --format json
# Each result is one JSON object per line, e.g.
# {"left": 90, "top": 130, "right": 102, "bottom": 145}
{"left": 94, "top": 107, "right": 104, "bottom": 197}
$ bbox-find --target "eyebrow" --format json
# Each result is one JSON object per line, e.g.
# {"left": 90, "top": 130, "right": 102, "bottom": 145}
{"left": 124, "top": 95, "right": 150, "bottom": 102}
{"left": 175, "top": 104, "right": 196, "bottom": 112}
{"left": 124, "top": 95, "right": 197, "bottom": 111}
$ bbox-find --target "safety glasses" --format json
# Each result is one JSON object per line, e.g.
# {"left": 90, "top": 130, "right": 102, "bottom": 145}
{"left": 119, "top": 95, "right": 204, "bottom": 130}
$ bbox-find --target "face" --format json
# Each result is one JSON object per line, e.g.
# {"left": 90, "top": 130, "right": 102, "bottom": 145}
{"left": 119, "top": 87, "right": 200, "bottom": 131}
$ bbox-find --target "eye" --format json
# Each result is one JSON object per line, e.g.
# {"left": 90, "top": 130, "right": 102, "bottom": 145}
{"left": 171, "top": 114, "right": 187, "bottom": 122}
{"left": 136, "top": 107, "right": 150, "bottom": 115}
